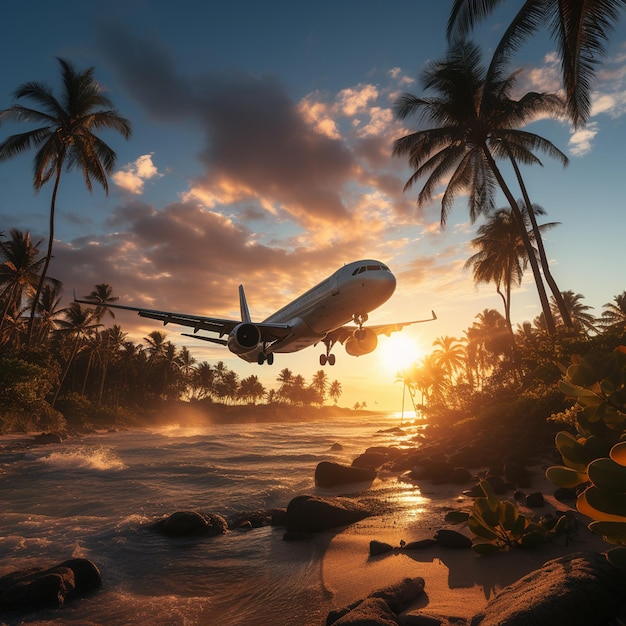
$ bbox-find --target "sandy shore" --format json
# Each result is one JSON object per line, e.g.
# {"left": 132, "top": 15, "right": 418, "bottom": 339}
{"left": 317, "top": 460, "right": 608, "bottom": 621}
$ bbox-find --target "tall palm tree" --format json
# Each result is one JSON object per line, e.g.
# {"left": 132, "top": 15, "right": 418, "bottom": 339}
{"left": 465, "top": 202, "right": 559, "bottom": 328}
{"left": 393, "top": 41, "right": 567, "bottom": 334}
{"left": 0, "top": 58, "right": 131, "bottom": 344}
{"left": 0, "top": 229, "right": 51, "bottom": 338}
{"left": 54, "top": 302, "right": 101, "bottom": 406}
{"left": 310, "top": 369, "right": 329, "bottom": 403}
{"left": 34, "top": 282, "right": 68, "bottom": 346}
{"left": 600, "top": 291, "right": 626, "bottom": 336}
{"left": 447, "top": 0, "right": 626, "bottom": 127}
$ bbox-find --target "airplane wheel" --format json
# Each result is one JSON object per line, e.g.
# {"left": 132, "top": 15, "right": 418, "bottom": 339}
{"left": 267, "top": 353, "right": 274, "bottom": 365}
{"left": 328, "top": 354, "right": 336, "bottom": 366}
{"left": 257, "top": 352, "right": 266, "bottom": 365}
{"left": 320, "top": 354, "right": 327, "bottom": 366}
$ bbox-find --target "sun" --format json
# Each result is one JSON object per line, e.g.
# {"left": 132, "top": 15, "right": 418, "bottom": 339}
{"left": 378, "top": 334, "right": 423, "bottom": 375}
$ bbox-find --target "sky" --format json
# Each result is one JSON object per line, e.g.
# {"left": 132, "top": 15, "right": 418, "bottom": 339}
{"left": 2, "top": 1, "right": 626, "bottom": 412}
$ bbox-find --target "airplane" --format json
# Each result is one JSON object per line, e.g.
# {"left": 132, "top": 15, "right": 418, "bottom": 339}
{"left": 74, "top": 259, "right": 436, "bottom": 367}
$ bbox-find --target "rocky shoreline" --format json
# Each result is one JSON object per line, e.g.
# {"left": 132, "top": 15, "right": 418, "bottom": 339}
{"left": 2, "top": 418, "right": 626, "bottom": 624}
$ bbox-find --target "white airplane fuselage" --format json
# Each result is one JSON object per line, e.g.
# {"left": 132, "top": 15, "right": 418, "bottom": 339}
{"left": 237, "top": 260, "right": 396, "bottom": 361}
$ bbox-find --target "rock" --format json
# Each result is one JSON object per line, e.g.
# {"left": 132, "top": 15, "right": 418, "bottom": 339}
{"left": 0, "top": 558, "right": 101, "bottom": 612}
{"left": 524, "top": 492, "right": 545, "bottom": 508}
{"left": 314, "top": 461, "right": 376, "bottom": 487}
{"left": 403, "top": 539, "right": 437, "bottom": 550}
{"left": 286, "top": 495, "right": 373, "bottom": 533}
{"left": 470, "top": 551, "right": 626, "bottom": 625}
{"left": 352, "top": 451, "right": 389, "bottom": 469}
{"left": 434, "top": 529, "right": 472, "bottom": 549}
{"left": 330, "top": 597, "right": 400, "bottom": 625}
{"left": 370, "top": 577, "right": 426, "bottom": 613}
{"left": 330, "top": 442, "right": 343, "bottom": 451}
{"left": 554, "top": 486, "right": 577, "bottom": 502}
{"left": 504, "top": 461, "right": 530, "bottom": 487}
{"left": 32, "top": 432, "right": 63, "bottom": 445}
{"left": 484, "top": 475, "right": 508, "bottom": 494}
{"left": 450, "top": 467, "right": 473, "bottom": 484}
{"left": 370, "top": 540, "right": 394, "bottom": 556}
{"left": 152, "top": 511, "right": 228, "bottom": 537}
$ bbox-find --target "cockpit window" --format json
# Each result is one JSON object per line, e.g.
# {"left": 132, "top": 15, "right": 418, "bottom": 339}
{"left": 351, "top": 264, "right": 390, "bottom": 276}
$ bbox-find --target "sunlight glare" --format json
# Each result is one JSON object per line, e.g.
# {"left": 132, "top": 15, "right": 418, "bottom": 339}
{"left": 379, "top": 334, "right": 422, "bottom": 375}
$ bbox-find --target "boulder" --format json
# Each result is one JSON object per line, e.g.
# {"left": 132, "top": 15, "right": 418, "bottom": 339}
{"left": 327, "top": 577, "right": 425, "bottom": 625}
{"left": 352, "top": 451, "right": 389, "bottom": 469}
{"left": 315, "top": 461, "right": 376, "bottom": 487}
{"left": 0, "top": 558, "right": 101, "bottom": 611}
{"left": 285, "top": 495, "right": 373, "bottom": 533}
{"left": 152, "top": 510, "right": 228, "bottom": 537}
{"left": 470, "top": 552, "right": 626, "bottom": 625}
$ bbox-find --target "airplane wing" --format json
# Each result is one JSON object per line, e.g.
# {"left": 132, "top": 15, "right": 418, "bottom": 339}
{"left": 323, "top": 311, "right": 437, "bottom": 345}
{"left": 72, "top": 297, "right": 293, "bottom": 345}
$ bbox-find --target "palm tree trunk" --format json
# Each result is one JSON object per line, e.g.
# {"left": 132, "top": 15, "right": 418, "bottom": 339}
{"left": 483, "top": 148, "right": 557, "bottom": 335}
{"left": 28, "top": 163, "right": 62, "bottom": 348}
{"left": 508, "top": 155, "right": 573, "bottom": 329}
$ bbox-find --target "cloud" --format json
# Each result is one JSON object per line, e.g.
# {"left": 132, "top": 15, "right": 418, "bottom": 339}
{"left": 112, "top": 154, "right": 162, "bottom": 194}
{"left": 568, "top": 123, "right": 598, "bottom": 156}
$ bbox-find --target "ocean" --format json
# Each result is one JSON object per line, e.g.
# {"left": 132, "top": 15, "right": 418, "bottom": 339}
{"left": 0, "top": 412, "right": 423, "bottom": 626}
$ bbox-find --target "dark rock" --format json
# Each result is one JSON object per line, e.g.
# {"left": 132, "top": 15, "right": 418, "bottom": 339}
{"left": 32, "top": 432, "right": 63, "bottom": 445}
{"left": 463, "top": 484, "right": 484, "bottom": 498}
{"left": 330, "top": 442, "right": 343, "bottom": 451}
{"left": 370, "top": 540, "right": 395, "bottom": 556}
{"left": 470, "top": 551, "right": 626, "bottom": 625}
{"left": 331, "top": 597, "right": 400, "bottom": 625}
{"left": 327, "top": 577, "right": 425, "bottom": 625}
{"left": 59, "top": 558, "right": 101, "bottom": 594}
{"left": 434, "top": 529, "right": 472, "bottom": 549}
{"left": 152, "top": 511, "right": 228, "bottom": 537}
{"left": 554, "top": 487, "right": 577, "bottom": 502}
{"left": 450, "top": 467, "right": 473, "bottom": 484}
{"left": 0, "top": 558, "right": 101, "bottom": 612}
{"left": 403, "top": 538, "right": 437, "bottom": 550}
{"left": 524, "top": 492, "right": 545, "bottom": 508}
{"left": 513, "top": 490, "right": 526, "bottom": 502}
{"left": 315, "top": 461, "right": 376, "bottom": 487}
{"left": 485, "top": 475, "right": 507, "bottom": 494}
{"left": 352, "top": 451, "right": 389, "bottom": 469}
{"left": 270, "top": 508, "right": 288, "bottom": 526}
{"left": 403, "top": 614, "right": 448, "bottom": 626}
{"left": 286, "top": 495, "right": 372, "bottom": 533}
{"left": 504, "top": 461, "right": 530, "bottom": 487}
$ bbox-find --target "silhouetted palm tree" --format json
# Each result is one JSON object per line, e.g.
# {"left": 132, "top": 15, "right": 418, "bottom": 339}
{"left": 551, "top": 290, "right": 597, "bottom": 335}
{"left": 84, "top": 283, "right": 119, "bottom": 322}
{"left": 447, "top": 0, "right": 626, "bottom": 127}
{"left": 0, "top": 58, "right": 131, "bottom": 344}
{"left": 329, "top": 380, "right": 343, "bottom": 405}
{"left": 465, "top": 202, "right": 559, "bottom": 328}
{"left": 431, "top": 335, "right": 466, "bottom": 382}
{"left": 393, "top": 41, "right": 567, "bottom": 333}
{"left": 600, "top": 291, "right": 626, "bottom": 336}
{"left": 0, "top": 229, "right": 53, "bottom": 341}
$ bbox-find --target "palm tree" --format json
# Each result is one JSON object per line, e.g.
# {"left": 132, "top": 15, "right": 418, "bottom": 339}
{"left": 447, "top": 0, "right": 626, "bottom": 127}
{"left": 0, "top": 229, "right": 48, "bottom": 338}
{"left": 600, "top": 291, "right": 626, "bottom": 336}
{"left": 329, "top": 380, "right": 343, "bottom": 405}
{"left": 431, "top": 335, "right": 467, "bottom": 382}
{"left": 393, "top": 41, "right": 567, "bottom": 334}
{"left": 34, "top": 282, "right": 68, "bottom": 346}
{"left": 0, "top": 58, "right": 131, "bottom": 344}
{"left": 310, "top": 369, "right": 329, "bottom": 404}
{"left": 551, "top": 290, "right": 597, "bottom": 335}
{"left": 465, "top": 202, "right": 559, "bottom": 328}
{"left": 84, "top": 283, "right": 119, "bottom": 322}
{"left": 54, "top": 302, "right": 101, "bottom": 406}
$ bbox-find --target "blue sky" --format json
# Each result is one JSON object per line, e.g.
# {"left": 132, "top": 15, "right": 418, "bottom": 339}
{"left": 2, "top": 1, "right": 626, "bottom": 411}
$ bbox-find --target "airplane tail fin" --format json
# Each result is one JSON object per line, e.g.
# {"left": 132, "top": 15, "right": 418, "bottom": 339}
{"left": 238, "top": 285, "right": 252, "bottom": 322}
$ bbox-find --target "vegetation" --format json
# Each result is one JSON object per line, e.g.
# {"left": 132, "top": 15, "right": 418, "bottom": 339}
{"left": 0, "top": 58, "right": 131, "bottom": 346}
{"left": 547, "top": 348, "right": 626, "bottom": 567}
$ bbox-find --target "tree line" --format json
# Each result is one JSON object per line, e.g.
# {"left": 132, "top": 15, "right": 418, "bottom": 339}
{"left": 0, "top": 230, "right": 346, "bottom": 432}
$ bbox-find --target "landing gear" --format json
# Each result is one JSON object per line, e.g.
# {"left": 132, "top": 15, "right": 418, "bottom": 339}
{"left": 320, "top": 340, "right": 336, "bottom": 366}
{"left": 352, "top": 313, "right": 368, "bottom": 339}
{"left": 319, "top": 353, "right": 336, "bottom": 366}
{"left": 257, "top": 351, "right": 274, "bottom": 365}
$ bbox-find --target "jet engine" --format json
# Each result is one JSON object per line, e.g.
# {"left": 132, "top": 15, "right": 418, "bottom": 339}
{"left": 344, "top": 328, "right": 378, "bottom": 356}
{"left": 227, "top": 322, "right": 262, "bottom": 355}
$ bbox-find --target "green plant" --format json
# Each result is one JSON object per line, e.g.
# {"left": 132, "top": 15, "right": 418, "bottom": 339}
{"left": 547, "top": 347, "right": 626, "bottom": 567}
{"left": 468, "top": 480, "right": 572, "bottom": 553}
